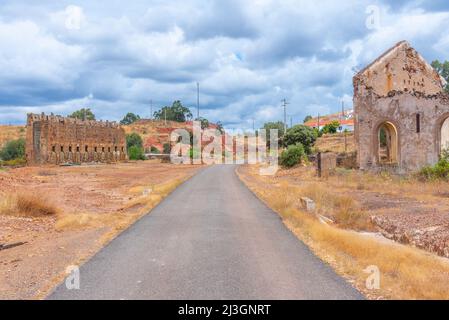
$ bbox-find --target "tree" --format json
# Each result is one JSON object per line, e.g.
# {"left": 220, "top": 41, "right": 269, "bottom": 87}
{"left": 120, "top": 113, "right": 141, "bottom": 125}
{"left": 126, "top": 133, "right": 143, "bottom": 150}
{"left": 262, "top": 121, "right": 285, "bottom": 147}
{"left": 321, "top": 120, "right": 340, "bottom": 135}
{"left": 303, "top": 115, "right": 313, "bottom": 123}
{"left": 283, "top": 124, "right": 317, "bottom": 154}
{"left": 431, "top": 60, "right": 449, "bottom": 93}
{"left": 0, "top": 138, "right": 25, "bottom": 161}
{"left": 126, "top": 133, "right": 145, "bottom": 160}
{"left": 195, "top": 117, "right": 210, "bottom": 130}
{"left": 69, "top": 108, "right": 95, "bottom": 121}
{"left": 153, "top": 100, "right": 192, "bottom": 122}
{"left": 163, "top": 143, "right": 171, "bottom": 154}
{"left": 216, "top": 121, "right": 224, "bottom": 134}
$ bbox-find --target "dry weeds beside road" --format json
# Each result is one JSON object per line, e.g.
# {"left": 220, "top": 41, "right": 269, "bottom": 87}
{"left": 237, "top": 164, "right": 449, "bottom": 299}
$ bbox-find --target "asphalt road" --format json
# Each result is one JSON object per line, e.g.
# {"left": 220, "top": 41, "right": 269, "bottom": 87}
{"left": 48, "top": 165, "right": 363, "bottom": 300}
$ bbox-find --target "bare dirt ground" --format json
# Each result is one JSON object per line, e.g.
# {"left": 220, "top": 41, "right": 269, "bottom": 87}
{"left": 0, "top": 161, "right": 200, "bottom": 299}
{"left": 237, "top": 164, "right": 449, "bottom": 299}
{"left": 253, "top": 165, "right": 449, "bottom": 258}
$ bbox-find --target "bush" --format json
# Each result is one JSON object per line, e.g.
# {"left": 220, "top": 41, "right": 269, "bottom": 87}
{"left": 419, "top": 150, "right": 449, "bottom": 180}
{"left": 150, "top": 146, "right": 160, "bottom": 154}
{"left": 280, "top": 144, "right": 305, "bottom": 168}
{"left": 0, "top": 192, "right": 58, "bottom": 217}
{"left": 321, "top": 121, "right": 340, "bottom": 135}
{"left": 189, "top": 148, "right": 201, "bottom": 159}
{"left": 126, "top": 133, "right": 143, "bottom": 150}
{"left": 128, "top": 146, "right": 146, "bottom": 160}
{"left": 0, "top": 138, "right": 25, "bottom": 161}
{"left": 163, "top": 143, "right": 171, "bottom": 154}
{"left": 283, "top": 125, "right": 317, "bottom": 154}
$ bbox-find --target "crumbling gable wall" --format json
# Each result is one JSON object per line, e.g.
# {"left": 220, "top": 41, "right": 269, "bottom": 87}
{"left": 354, "top": 41, "right": 449, "bottom": 172}
{"left": 26, "top": 113, "right": 127, "bottom": 165}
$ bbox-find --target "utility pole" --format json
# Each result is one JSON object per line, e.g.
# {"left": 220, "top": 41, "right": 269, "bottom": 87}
{"left": 317, "top": 113, "right": 320, "bottom": 131}
{"left": 164, "top": 108, "right": 167, "bottom": 127}
{"left": 150, "top": 99, "right": 153, "bottom": 121}
{"left": 197, "top": 82, "right": 200, "bottom": 119}
{"left": 281, "top": 99, "right": 289, "bottom": 133}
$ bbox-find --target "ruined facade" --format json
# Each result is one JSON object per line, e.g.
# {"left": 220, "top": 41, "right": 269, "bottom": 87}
{"left": 26, "top": 113, "right": 127, "bottom": 165}
{"left": 353, "top": 41, "right": 449, "bottom": 172}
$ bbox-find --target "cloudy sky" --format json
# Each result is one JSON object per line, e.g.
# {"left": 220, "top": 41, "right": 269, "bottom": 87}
{"left": 1, "top": 0, "right": 449, "bottom": 128}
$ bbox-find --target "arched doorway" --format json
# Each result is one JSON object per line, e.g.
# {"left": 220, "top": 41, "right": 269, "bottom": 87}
{"left": 440, "top": 117, "right": 449, "bottom": 154}
{"left": 377, "top": 122, "right": 398, "bottom": 164}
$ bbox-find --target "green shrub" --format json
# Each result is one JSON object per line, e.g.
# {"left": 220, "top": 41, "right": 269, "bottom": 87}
{"left": 163, "top": 143, "right": 171, "bottom": 154}
{"left": 189, "top": 148, "right": 201, "bottom": 159}
{"left": 321, "top": 120, "right": 340, "bottom": 135}
{"left": 128, "top": 146, "right": 146, "bottom": 160}
{"left": 280, "top": 144, "right": 305, "bottom": 168}
{"left": 419, "top": 150, "right": 449, "bottom": 180}
{"left": 126, "top": 133, "right": 143, "bottom": 150}
{"left": 150, "top": 146, "right": 160, "bottom": 154}
{"left": 283, "top": 125, "right": 317, "bottom": 154}
{"left": 0, "top": 138, "right": 25, "bottom": 161}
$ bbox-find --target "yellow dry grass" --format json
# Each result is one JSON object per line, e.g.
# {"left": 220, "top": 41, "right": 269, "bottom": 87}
{"left": 238, "top": 166, "right": 449, "bottom": 300}
{"left": 315, "top": 132, "right": 355, "bottom": 154}
{"left": 54, "top": 177, "right": 185, "bottom": 236}
{"left": 0, "top": 192, "right": 58, "bottom": 217}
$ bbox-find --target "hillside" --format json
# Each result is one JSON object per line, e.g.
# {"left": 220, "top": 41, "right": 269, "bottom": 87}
{"left": 314, "top": 132, "right": 355, "bottom": 154}
{"left": 0, "top": 125, "right": 26, "bottom": 147}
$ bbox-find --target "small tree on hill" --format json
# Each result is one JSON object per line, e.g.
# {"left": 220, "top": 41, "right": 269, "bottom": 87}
{"left": 120, "top": 113, "right": 141, "bottom": 125}
{"left": 283, "top": 125, "right": 317, "bottom": 154}
{"left": 262, "top": 121, "right": 285, "bottom": 147}
{"left": 69, "top": 108, "right": 95, "bottom": 121}
{"left": 153, "top": 101, "right": 192, "bottom": 122}
{"left": 321, "top": 120, "right": 340, "bottom": 135}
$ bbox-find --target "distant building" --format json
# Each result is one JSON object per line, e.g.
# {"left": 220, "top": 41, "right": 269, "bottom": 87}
{"left": 26, "top": 113, "right": 127, "bottom": 165}
{"left": 304, "top": 110, "right": 354, "bottom": 132}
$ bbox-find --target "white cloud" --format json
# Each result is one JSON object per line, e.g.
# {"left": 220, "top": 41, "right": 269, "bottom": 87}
{"left": 0, "top": 0, "right": 448, "bottom": 128}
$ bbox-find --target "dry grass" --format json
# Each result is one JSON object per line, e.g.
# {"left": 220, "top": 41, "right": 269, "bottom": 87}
{"left": 238, "top": 166, "right": 449, "bottom": 300}
{"left": 299, "top": 182, "right": 371, "bottom": 230}
{"left": 54, "top": 177, "right": 185, "bottom": 233}
{"left": 315, "top": 132, "right": 355, "bottom": 154}
{"left": 0, "top": 193, "right": 58, "bottom": 217}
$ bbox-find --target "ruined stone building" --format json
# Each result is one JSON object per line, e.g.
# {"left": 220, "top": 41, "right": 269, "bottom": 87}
{"left": 26, "top": 113, "right": 127, "bottom": 165}
{"left": 353, "top": 40, "right": 449, "bottom": 172}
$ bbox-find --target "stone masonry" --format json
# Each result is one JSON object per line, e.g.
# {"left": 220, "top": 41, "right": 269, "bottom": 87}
{"left": 26, "top": 113, "right": 127, "bottom": 165}
{"left": 353, "top": 40, "right": 449, "bottom": 172}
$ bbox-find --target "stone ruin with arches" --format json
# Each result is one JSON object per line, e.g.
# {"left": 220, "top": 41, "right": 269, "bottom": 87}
{"left": 353, "top": 40, "right": 449, "bottom": 172}
{"left": 26, "top": 113, "right": 127, "bottom": 165}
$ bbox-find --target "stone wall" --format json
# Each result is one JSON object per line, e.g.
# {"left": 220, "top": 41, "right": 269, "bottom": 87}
{"left": 26, "top": 113, "right": 127, "bottom": 165}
